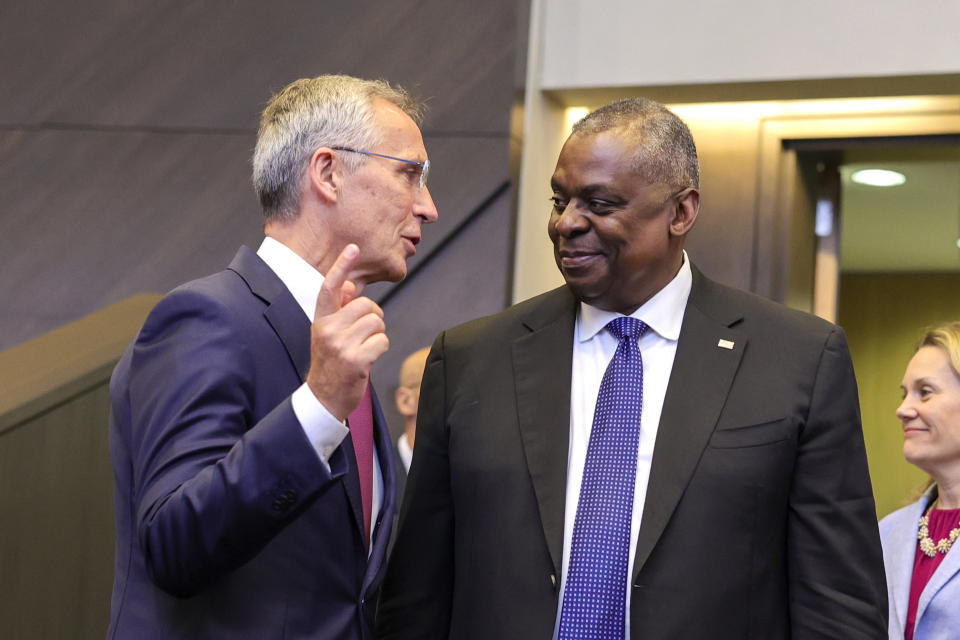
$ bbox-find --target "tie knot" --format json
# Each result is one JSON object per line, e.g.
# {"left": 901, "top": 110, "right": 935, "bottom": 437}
{"left": 606, "top": 316, "right": 647, "bottom": 341}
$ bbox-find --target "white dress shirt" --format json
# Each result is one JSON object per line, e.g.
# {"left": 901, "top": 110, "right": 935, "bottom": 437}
{"left": 397, "top": 432, "right": 413, "bottom": 473}
{"left": 256, "top": 237, "right": 383, "bottom": 546}
{"left": 554, "top": 253, "right": 692, "bottom": 638}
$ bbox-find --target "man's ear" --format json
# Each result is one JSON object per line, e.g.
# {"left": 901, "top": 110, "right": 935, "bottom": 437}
{"left": 669, "top": 187, "right": 700, "bottom": 238}
{"left": 307, "top": 147, "right": 340, "bottom": 204}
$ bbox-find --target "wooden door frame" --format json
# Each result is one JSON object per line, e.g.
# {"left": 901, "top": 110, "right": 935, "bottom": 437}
{"left": 753, "top": 103, "right": 960, "bottom": 314}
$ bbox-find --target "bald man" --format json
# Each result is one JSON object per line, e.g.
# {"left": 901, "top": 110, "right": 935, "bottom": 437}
{"left": 394, "top": 347, "right": 430, "bottom": 481}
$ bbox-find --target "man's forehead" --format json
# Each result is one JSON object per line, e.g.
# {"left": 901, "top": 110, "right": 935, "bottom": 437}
{"left": 371, "top": 99, "right": 426, "bottom": 156}
{"left": 372, "top": 99, "right": 418, "bottom": 132}
{"left": 555, "top": 128, "right": 681, "bottom": 195}
{"left": 552, "top": 135, "right": 640, "bottom": 185}
{"left": 560, "top": 130, "right": 637, "bottom": 164}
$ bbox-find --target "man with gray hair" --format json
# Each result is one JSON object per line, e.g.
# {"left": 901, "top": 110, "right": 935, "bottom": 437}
{"left": 107, "top": 74, "right": 437, "bottom": 639}
{"left": 377, "top": 97, "right": 887, "bottom": 638}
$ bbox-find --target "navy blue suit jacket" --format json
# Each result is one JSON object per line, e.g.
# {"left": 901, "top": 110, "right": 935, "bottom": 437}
{"left": 107, "top": 246, "right": 396, "bottom": 639}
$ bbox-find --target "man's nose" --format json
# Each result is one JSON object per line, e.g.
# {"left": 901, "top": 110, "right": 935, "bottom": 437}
{"left": 553, "top": 202, "right": 588, "bottom": 236}
{"left": 415, "top": 186, "right": 439, "bottom": 224}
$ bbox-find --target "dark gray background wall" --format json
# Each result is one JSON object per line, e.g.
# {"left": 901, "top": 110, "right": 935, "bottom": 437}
{"left": 0, "top": 0, "right": 528, "bottom": 440}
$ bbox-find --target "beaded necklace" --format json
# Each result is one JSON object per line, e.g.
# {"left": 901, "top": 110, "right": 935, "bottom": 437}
{"left": 917, "top": 502, "right": 960, "bottom": 558}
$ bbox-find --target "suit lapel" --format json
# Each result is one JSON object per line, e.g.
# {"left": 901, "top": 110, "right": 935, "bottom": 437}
{"left": 229, "top": 246, "right": 370, "bottom": 554}
{"left": 889, "top": 498, "right": 928, "bottom": 624}
{"left": 228, "top": 246, "right": 311, "bottom": 381}
{"left": 513, "top": 287, "right": 577, "bottom": 575}
{"left": 339, "top": 433, "right": 365, "bottom": 539}
{"left": 632, "top": 271, "right": 746, "bottom": 581}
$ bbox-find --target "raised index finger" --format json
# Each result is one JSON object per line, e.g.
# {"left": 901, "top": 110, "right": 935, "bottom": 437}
{"left": 315, "top": 243, "right": 359, "bottom": 316}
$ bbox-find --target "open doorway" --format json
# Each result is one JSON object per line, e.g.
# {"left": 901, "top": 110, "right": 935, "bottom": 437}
{"left": 794, "top": 138, "right": 960, "bottom": 517}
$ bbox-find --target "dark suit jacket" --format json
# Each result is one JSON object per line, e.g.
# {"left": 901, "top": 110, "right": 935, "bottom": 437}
{"left": 387, "top": 442, "right": 409, "bottom": 558}
{"left": 376, "top": 267, "right": 887, "bottom": 639}
{"left": 394, "top": 441, "right": 409, "bottom": 505}
{"left": 108, "top": 246, "right": 396, "bottom": 640}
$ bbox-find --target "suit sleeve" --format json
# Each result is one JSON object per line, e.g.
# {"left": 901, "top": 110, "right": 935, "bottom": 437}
{"left": 787, "top": 327, "right": 888, "bottom": 638}
{"left": 375, "top": 333, "right": 454, "bottom": 638}
{"left": 124, "top": 288, "right": 347, "bottom": 598}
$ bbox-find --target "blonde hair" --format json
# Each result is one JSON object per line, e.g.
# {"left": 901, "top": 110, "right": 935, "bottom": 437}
{"left": 252, "top": 74, "right": 422, "bottom": 222}
{"left": 917, "top": 321, "right": 960, "bottom": 378}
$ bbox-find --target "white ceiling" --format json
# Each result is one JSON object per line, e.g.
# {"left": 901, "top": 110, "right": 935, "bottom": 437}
{"left": 840, "top": 145, "right": 960, "bottom": 273}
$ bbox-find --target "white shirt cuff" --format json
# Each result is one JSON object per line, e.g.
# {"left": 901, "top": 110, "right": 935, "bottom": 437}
{"left": 291, "top": 383, "right": 349, "bottom": 471}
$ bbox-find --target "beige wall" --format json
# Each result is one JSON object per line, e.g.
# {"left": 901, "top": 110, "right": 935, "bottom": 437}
{"left": 540, "top": 0, "right": 960, "bottom": 90}
{"left": 516, "top": 1, "right": 960, "bottom": 302}
{"left": 839, "top": 273, "right": 960, "bottom": 518}
{"left": 518, "top": 0, "right": 960, "bottom": 519}
{"left": 513, "top": 95, "right": 960, "bottom": 302}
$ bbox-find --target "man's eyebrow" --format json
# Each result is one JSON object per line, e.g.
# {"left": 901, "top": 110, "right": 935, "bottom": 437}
{"left": 549, "top": 181, "right": 610, "bottom": 196}
{"left": 579, "top": 184, "right": 609, "bottom": 197}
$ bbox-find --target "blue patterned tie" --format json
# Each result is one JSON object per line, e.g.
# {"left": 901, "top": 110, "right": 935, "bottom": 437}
{"left": 558, "top": 316, "right": 647, "bottom": 640}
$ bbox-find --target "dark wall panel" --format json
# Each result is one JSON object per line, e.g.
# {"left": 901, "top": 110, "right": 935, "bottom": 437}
{"left": 361, "top": 135, "right": 511, "bottom": 304}
{"left": 0, "top": 128, "right": 262, "bottom": 349}
{"left": 372, "top": 187, "right": 514, "bottom": 440}
{"left": 0, "top": 3, "right": 526, "bottom": 638}
{"left": 0, "top": 130, "right": 511, "bottom": 350}
{"left": 0, "top": 383, "right": 115, "bottom": 638}
{"left": 0, "top": 1, "right": 516, "bottom": 134}
{"left": 0, "top": 0, "right": 524, "bottom": 352}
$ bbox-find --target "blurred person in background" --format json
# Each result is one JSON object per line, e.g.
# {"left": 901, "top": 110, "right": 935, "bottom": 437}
{"left": 881, "top": 321, "right": 960, "bottom": 640}
{"left": 394, "top": 347, "right": 430, "bottom": 484}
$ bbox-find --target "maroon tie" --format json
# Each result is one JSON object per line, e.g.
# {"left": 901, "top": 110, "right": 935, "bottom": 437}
{"left": 347, "top": 383, "right": 374, "bottom": 549}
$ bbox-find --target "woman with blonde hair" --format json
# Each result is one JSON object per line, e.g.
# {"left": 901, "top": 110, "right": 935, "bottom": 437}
{"left": 880, "top": 321, "right": 960, "bottom": 640}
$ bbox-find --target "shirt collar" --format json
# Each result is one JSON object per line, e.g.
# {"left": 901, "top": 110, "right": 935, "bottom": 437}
{"left": 577, "top": 251, "right": 692, "bottom": 343}
{"left": 256, "top": 236, "right": 325, "bottom": 322}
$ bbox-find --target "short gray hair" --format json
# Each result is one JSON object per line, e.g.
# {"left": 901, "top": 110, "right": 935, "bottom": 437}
{"left": 572, "top": 97, "right": 699, "bottom": 189}
{"left": 252, "top": 74, "right": 423, "bottom": 222}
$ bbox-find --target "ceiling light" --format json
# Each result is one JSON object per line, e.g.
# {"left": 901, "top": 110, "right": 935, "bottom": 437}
{"left": 850, "top": 169, "right": 906, "bottom": 187}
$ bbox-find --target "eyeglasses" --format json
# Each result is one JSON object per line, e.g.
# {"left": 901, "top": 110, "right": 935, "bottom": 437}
{"left": 332, "top": 147, "right": 430, "bottom": 191}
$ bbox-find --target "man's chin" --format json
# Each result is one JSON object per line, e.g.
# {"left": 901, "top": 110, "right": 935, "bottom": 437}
{"left": 360, "top": 261, "right": 406, "bottom": 285}
{"left": 561, "top": 278, "right": 603, "bottom": 305}
{"left": 386, "top": 263, "right": 407, "bottom": 283}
